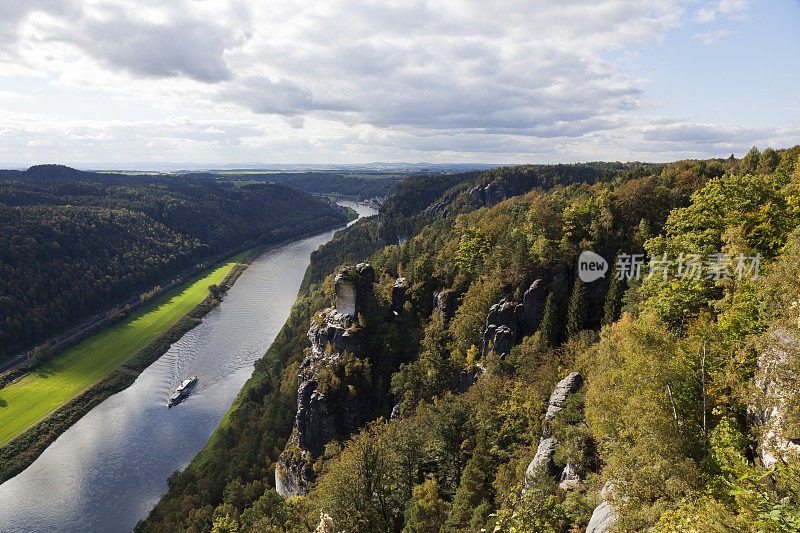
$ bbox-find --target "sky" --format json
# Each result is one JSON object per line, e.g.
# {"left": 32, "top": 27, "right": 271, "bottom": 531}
{"left": 0, "top": 0, "right": 797, "bottom": 168}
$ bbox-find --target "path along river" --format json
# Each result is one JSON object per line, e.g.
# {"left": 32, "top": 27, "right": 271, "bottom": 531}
{"left": 0, "top": 201, "right": 376, "bottom": 532}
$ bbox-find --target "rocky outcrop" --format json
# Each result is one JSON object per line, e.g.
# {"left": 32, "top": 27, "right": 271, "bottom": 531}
{"left": 469, "top": 182, "right": 507, "bottom": 206}
{"left": 451, "top": 366, "right": 485, "bottom": 393}
{"left": 275, "top": 443, "right": 315, "bottom": 498}
{"left": 334, "top": 263, "right": 374, "bottom": 317}
{"left": 586, "top": 483, "right": 617, "bottom": 533}
{"left": 433, "top": 289, "right": 456, "bottom": 322}
{"left": 307, "top": 309, "right": 360, "bottom": 358}
{"left": 482, "top": 280, "right": 547, "bottom": 358}
{"left": 315, "top": 511, "right": 335, "bottom": 533}
{"left": 391, "top": 277, "right": 408, "bottom": 320}
{"left": 526, "top": 436, "right": 558, "bottom": 479}
{"left": 749, "top": 329, "right": 800, "bottom": 467}
{"left": 525, "top": 372, "right": 584, "bottom": 487}
{"left": 276, "top": 264, "right": 376, "bottom": 498}
{"left": 423, "top": 189, "right": 461, "bottom": 218}
{"left": 544, "top": 371, "right": 584, "bottom": 433}
{"left": 559, "top": 460, "right": 582, "bottom": 491}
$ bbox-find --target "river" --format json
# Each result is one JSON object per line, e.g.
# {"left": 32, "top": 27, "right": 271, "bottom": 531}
{"left": 0, "top": 201, "right": 377, "bottom": 533}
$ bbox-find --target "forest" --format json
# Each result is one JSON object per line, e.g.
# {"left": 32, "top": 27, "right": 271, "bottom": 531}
{"left": 138, "top": 147, "right": 800, "bottom": 532}
{"left": 0, "top": 169, "right": 351, "bottom": 358}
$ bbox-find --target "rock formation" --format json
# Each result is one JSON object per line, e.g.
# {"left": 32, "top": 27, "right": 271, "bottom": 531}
{"left": 276, "top": 264, "right": 376, "bottom": 498}
{"left": 433, "top": 288, "right": 456, "bottom": 322}
{"left": 469, "top": 182, "right": 507, "bottom": 206}
{"left": 525, "top": 372, "right": 584, "bottom": 486}
{"left": 749, "top": 329, "right": 800, "bottom": 467}
{"left": 334, "top": 263, "right": 374, "bottom": 318}
{"left": 391, "top": 277, "right": 408, "bottom": 320}
{"left": 451, "top": 366, "right": 485, "bottom": 393}
{"left": 423, "top": 189, "right": 461, "bottom": 218}
{"left": 586, "top": 483, "right": 617, "bottom": 533}
{"left": 482, "top": 280, "right": 546, "bottom": 359}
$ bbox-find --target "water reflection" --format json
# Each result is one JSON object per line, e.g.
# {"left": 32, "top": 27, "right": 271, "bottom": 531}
{"left": 0, "top": 201, "right": 376, "bottom": 533}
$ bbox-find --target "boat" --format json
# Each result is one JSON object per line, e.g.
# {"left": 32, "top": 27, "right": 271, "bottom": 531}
{"left": 168, "top": 376, "right": 197, "bottom": 407}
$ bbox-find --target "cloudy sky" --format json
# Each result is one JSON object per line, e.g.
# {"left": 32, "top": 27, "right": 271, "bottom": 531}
{"left": 0, "top": 0, "right": 797, "bottom": 168}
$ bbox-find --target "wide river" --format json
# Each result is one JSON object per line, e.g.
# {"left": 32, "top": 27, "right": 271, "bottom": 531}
{"left": 0, "top": 201, "right": 376, "bottom": 533}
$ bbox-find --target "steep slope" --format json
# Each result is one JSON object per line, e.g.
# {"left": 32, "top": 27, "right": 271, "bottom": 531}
{"left": 0, "top": 172, "right": 351, "bottom": 358}
{"left": 139, "top": 147, "right": 800, "bottom": 533}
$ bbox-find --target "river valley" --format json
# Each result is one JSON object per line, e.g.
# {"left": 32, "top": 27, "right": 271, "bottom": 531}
{"left": 0, "top": 201, "right": 376, "bottom": 533}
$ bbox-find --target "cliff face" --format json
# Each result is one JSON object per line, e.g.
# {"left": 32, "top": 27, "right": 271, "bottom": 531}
{"left": 482, "top": 280, "right": 547, "bottom": 359}
{"left": 749, "top": 329, "right": 800, "bottom": 468}
{"left": 276, "top": 264, "right": 378, "bottom": 498}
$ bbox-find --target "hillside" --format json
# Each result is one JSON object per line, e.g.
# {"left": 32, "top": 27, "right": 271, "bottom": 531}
{"left": 0, "top": 169, "right": 352, "bottom": 358}
{"left": 138, "top": 147, "right": 800, "bottom": 532}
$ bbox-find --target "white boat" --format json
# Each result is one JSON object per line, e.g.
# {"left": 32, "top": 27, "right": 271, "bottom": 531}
{"left": 168, "top": 376, "right": 197, "bottom": 407}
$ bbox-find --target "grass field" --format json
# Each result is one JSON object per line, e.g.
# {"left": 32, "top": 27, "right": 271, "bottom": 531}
{"left": 0, "top": 254, "right": 247, "bottom": 445}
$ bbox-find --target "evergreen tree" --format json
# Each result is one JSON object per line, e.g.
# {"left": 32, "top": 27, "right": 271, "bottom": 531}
{"left": 538, "top": 277, "right": 568, "bottom": 346}
{"left": 565, "top": 277, "right": 587, "bottom": 338}
{"left": 602, "top": 276, "right": 625, "bottom": 326}
{"left": 446, "top": 438, "right": 496, "bottom": 530}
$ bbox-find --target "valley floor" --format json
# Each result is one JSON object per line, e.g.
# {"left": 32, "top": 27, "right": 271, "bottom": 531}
{"left": 0, "top": 252, "right": 247, "bottom": 445}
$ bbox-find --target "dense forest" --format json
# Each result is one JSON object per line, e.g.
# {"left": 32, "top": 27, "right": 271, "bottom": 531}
{"left": 138, "top": 147, "right": 800, "bottom": 532}
{"left": 0, "top": 169, "right": 352, "bottom": 358}
{"left": 172, "top": 171, "right": 406, "bottom": 201}
{"left": 261, "top": 172, "right": 405, "bottom": 200}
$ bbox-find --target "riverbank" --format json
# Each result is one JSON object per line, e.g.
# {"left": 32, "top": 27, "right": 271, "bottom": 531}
{"left": 0, "top": 251, "right": 255, "bottom": 483}
{"left": 0, "top": 207, "right": 362, "bottom": 484}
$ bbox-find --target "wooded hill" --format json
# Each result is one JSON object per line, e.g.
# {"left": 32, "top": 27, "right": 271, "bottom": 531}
{"left": 0, "top": 168, "right": 351, "bottom": 358}
{"left": 138, "top": 147, "right": 800, "bottom": 532}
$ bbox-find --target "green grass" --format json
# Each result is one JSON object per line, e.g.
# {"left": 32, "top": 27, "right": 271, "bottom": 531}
{"left": 0, "top": 254, "right": 246, "bottom": 445}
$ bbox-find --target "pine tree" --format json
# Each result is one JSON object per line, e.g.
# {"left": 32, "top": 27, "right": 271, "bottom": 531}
{"left": 446, "top": 438, "right": 495, "bottom": 530}
{"left": 566, "top": 278, "right": 587, "bottom": 338}
{"left": 602, "top": 276, "right": 625, "bottom": 326}
{"left": 538, "top": 277, "right": 567, "bottom": 346}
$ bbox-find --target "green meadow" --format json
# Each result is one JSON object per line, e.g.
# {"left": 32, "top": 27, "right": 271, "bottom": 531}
{"left": 0, "top": 254, "right": 246, "bottom": 445}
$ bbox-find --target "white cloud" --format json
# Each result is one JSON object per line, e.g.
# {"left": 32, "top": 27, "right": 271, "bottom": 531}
{"left": 0, "top": 0, "right": 787, "bottom": 165}
{"left": 693, "top": 29, "right": 730, "bottom": 45}
{"left": 694, "top": 0, "right": 750, "bottom": 23}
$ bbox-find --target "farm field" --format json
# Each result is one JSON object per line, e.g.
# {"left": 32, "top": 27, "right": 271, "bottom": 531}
{"left": 0, "top": 253, "right": 246, "bottom": 445}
